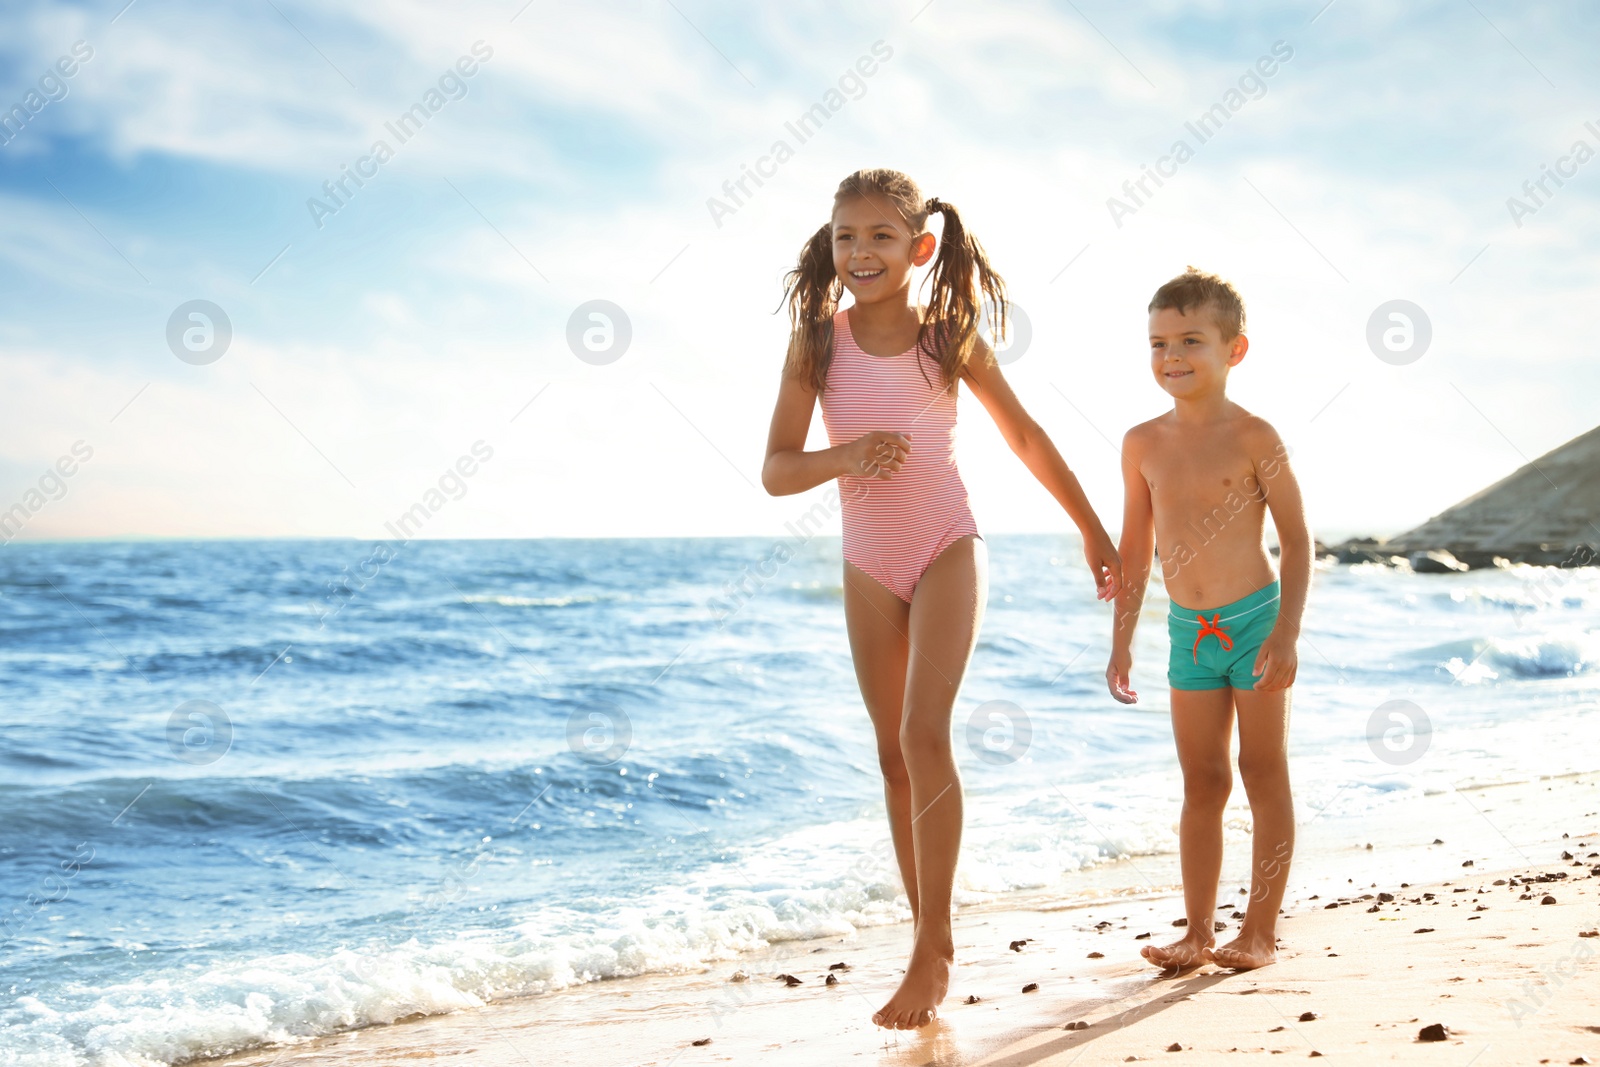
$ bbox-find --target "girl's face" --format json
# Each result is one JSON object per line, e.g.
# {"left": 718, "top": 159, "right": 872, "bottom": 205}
{"left": 831, "top": 194, "right": 936, "bottom": 307}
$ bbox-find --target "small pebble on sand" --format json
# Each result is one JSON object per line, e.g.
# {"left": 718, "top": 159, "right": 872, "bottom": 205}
{"left": 1299, "top": 1011, "right": 1319, "bottom": 1022}
{"left": 692, "top": 1038, "right": 711, "bottom": 1047}
{"left": 1022, "top": 982, "right": 1039, "bottom": 993}
{"left": 1417, "top": 1022, "right": 1450, "bottom": 1042}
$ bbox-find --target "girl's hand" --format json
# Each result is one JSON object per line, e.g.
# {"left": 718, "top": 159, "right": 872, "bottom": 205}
{"left": 843, "top": 431, "right": 911, "bottom": 480}
{"left": 1252, "top": 628, "right": 1299, "bottom": 691}
{"left": 1083, "top": 533, "right": 1122, "bottom": 602}
{"left": 1106, "top": 648, "right": 1137, "bottom": 704}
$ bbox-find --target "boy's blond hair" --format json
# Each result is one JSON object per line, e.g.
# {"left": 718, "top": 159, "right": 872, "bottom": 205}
{"left": 1148, "top": 266, "right": 1246, "bottom": 340}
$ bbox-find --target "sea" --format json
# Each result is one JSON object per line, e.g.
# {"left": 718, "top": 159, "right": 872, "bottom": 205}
{"left": 1, "top": 535, "right": 1596, "bottom": 1066}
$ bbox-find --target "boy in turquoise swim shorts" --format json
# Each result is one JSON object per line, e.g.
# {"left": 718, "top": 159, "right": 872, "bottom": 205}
{"left": 1106, "top": 267, "right": 1313, "bottom": 972}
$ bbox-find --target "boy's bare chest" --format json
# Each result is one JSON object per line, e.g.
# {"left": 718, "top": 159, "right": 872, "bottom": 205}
{"left": 1144, "top": 439, "right": 1263, "bottom": 508}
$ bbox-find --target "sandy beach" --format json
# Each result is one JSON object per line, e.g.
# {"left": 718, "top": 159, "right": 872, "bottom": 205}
{"left": 198, "top": 771, "right": 1599, "bottom": 1067}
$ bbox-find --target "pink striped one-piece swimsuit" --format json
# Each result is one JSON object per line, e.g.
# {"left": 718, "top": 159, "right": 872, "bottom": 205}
{"left": 819, "top": 309, "right": 980, "bottom": 602}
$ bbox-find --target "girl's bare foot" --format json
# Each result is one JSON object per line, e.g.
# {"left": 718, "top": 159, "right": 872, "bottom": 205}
{"left": 1140, "top": 931, "right": 1213, "bottom": 970}
{"left": 1205, "top": 930, "right": 1277, "bottom": 970}
{"left": 872, "top": 940, "right": 953, "bottom": 1030}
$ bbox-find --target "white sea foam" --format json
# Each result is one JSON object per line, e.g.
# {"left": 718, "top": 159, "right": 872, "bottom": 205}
{"left": 460, "top": 593, "right": 604, "bottom": 608}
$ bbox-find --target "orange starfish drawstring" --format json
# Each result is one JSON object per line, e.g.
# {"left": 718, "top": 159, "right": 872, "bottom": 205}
{"left": 1192, "top": 613, "right": 1233, "bottom": 663}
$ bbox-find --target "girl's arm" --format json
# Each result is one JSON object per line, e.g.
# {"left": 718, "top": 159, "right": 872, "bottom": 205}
{"left": 1108, "top": 428, "right": 1154, "bottom": 703}
{"left": 761, "top": 372, "right": 911, "bottom": 496}
{"left": 961, "top": 349, "right": 1122, "bottom": 600}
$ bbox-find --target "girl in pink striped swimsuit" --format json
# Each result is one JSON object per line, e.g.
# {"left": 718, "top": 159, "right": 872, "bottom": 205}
{"left": 762, "top": 169, "right": 1122, "bottom": 1030}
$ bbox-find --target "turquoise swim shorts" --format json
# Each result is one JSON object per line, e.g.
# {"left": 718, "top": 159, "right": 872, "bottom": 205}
{"left": 1166, "top": 581, "right": 1282, "bottom": 691}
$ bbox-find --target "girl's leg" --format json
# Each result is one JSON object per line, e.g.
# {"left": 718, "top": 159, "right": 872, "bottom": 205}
{"left": 842, "top": 562, "right": 918, "bottom": 922}
{"left": 1143, "top": 687, "right": 1235, "bottom": 969}
{"left": 1210, "top": 685, "right": 1294, "bottom": 969}
{"left": 872, "top": 534, "right": 987, "bottom": 1030}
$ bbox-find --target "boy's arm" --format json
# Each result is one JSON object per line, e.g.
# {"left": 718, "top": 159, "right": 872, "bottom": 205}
{"left": 1250, "top": 421, "right": 1312, "bottom": 692}
{"left": 962, "top": 347, "right": 1122, "bottom": 600}
{"left": 1108, "top": 429, "right": 1154, "bottom": 704}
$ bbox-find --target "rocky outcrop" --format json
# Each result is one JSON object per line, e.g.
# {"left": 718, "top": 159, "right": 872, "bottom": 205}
{"left": 1329, "top": 423, "right": 1600, "bottom": 569}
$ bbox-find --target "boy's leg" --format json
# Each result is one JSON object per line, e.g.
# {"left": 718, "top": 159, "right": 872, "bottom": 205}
{"left": 1145, "top": 687, "right": 1235, "bottom": 969}
{"left": 842, "top": 562, "right": 917, "bottom": 922}
{"left": 873, "top": 534, "right": 986, "bottom": 1029}
{"left": 1210, "top": 684, "right": 1294, "bottom": 969}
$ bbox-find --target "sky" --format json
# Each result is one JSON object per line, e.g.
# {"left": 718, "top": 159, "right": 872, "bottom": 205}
{"left": 2, "top": 0, "right": 1597, "bottom": 542}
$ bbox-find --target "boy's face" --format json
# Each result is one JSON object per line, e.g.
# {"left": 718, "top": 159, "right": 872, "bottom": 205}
{"left": 1148, "top": 304, "right": 1248, "bottom": 399}
{"left": 832, "top": 194, "right": 936, "bottom": 308}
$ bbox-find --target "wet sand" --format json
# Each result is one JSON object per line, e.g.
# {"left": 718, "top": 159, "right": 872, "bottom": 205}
{"left": 199, "top": 773, "right": 1599, "bottom": 1067}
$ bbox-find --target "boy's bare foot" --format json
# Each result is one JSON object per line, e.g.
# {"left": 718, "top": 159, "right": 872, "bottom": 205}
{"left": 872, "top": 940, "right": 953, "bottom": 1030}
{"left": 1140, "top": 932, "right": 1213, "bottom": 970}
{"left": 1206, "top": 930, "right": 1277, "bottom": 970}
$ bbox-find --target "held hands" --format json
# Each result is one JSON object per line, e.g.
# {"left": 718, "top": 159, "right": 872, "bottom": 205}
{"left": 1083, "top": 532, "right": 1123, "bottom": 602}
{"left": 1252, "top": 627, "right": 1299, "bottom": 691}
{"left": 844, "top": 431, "right": 911, "bottom": 480}
{"left": 1106, "top": 647, "right": 1137, "bottom": 704}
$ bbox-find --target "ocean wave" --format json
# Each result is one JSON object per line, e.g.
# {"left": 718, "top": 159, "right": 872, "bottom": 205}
{"left": 0, "top": 857, "right": 909, "bottom": 1066}
{"left": 1441, "top": 629, "right": 1600, "bottom": 683}
{"left": 0, "top": 802, "right": 1177, "bottom": 1067}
